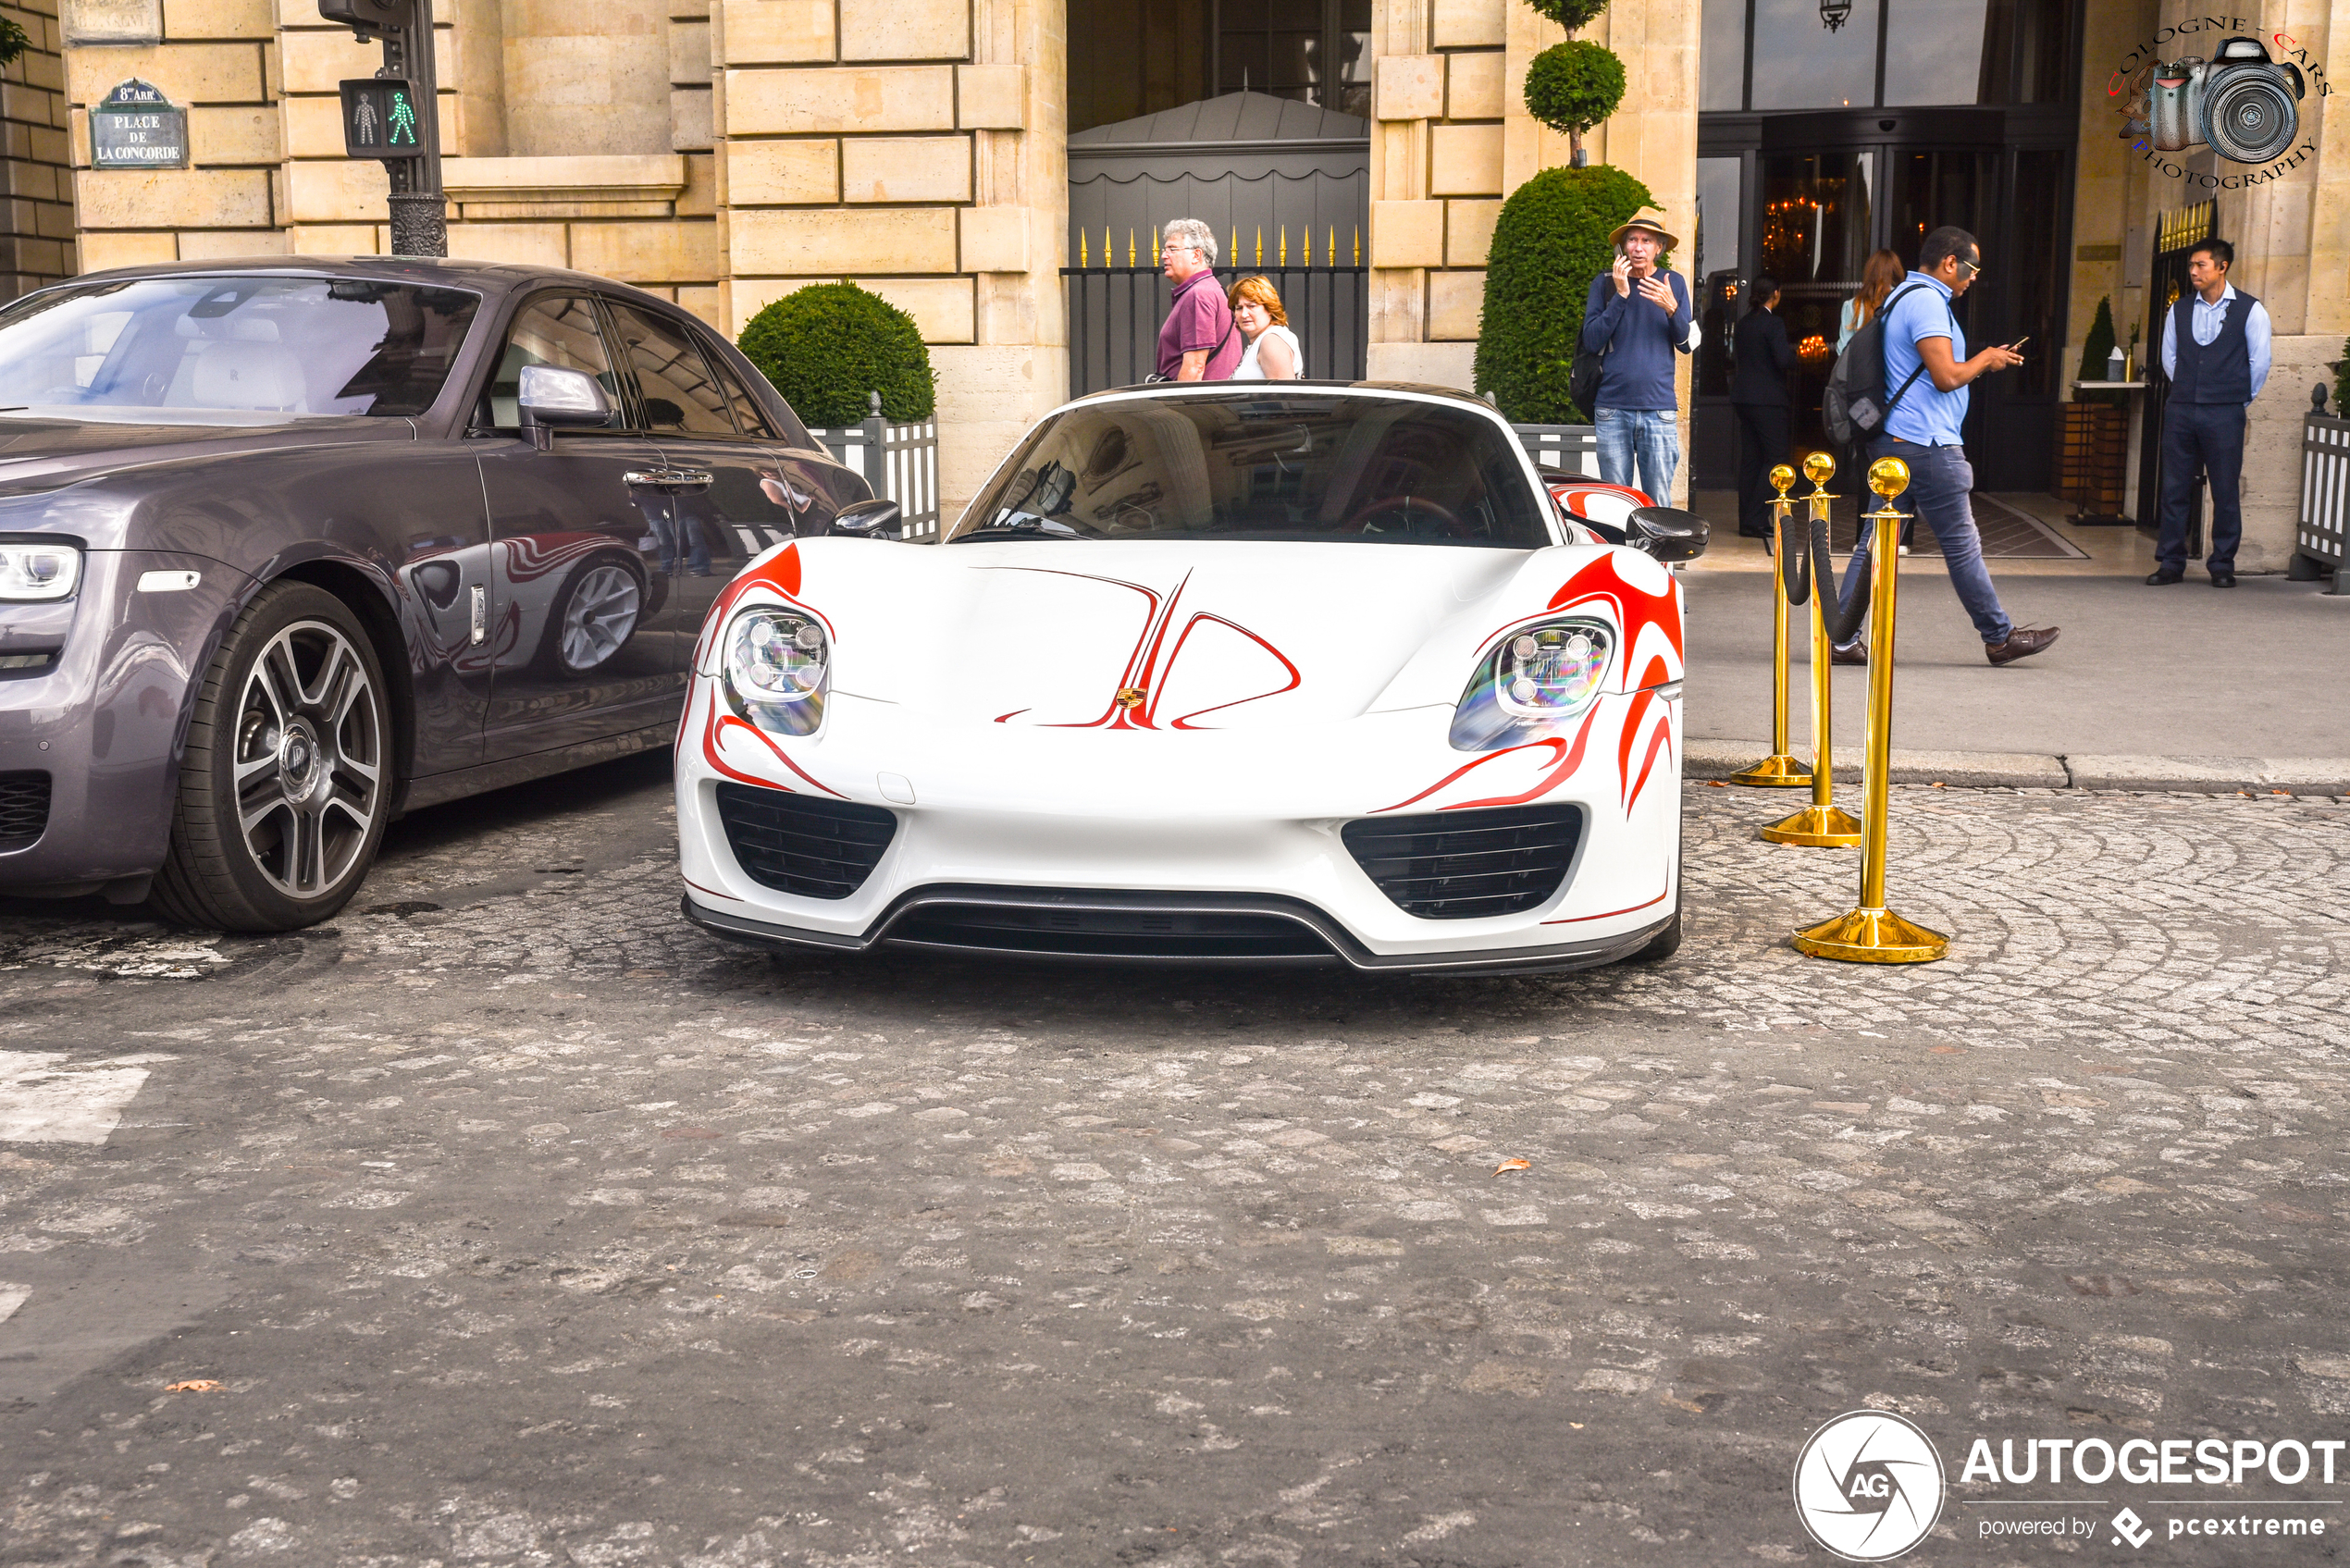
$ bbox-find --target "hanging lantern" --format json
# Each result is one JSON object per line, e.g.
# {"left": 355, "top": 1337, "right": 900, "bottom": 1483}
{"left": 1820, "top": 0, "right": 1850, "bottom": 30}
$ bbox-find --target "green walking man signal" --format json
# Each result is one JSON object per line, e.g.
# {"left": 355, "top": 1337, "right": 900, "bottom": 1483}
{"left": 339, "top": 78, "right": 423, "bottom": 158}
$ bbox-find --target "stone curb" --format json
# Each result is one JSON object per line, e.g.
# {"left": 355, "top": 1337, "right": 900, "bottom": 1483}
{"left": 1685, "top": 738, "right": 2350, "bottom": 796}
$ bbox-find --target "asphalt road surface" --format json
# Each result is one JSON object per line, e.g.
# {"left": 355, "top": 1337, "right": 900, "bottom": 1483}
{"left": 2, "top": 757, "right": 2345, "bottom": 1566}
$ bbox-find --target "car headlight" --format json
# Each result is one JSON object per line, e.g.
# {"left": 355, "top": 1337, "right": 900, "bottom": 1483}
{"left": 723, "top": 605, "right": 827, "bottom": 736}
{"left": 1448, "top": 618, "right": 1613, "bottom": 751}
{"left": 0, "top": 541, "right": 80, "bottom": 601}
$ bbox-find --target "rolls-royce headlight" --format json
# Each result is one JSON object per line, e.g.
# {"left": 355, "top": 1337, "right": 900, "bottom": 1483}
{"left": 0, "top": 541, "right": 80, "bottom": 601}
{"left": 1449, "top": 618, "right": 1613, "bottom": 751}
{"left": 724, "top": 606, "right": 827, "bottom": 735}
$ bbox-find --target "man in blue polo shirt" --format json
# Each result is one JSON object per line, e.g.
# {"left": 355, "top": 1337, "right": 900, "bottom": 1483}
{"left": 1838, "top": 226, "right": 2059, "bottom": 668}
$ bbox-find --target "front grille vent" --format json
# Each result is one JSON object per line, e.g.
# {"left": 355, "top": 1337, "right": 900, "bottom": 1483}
{"left": 714, "top": 783, "right": 897, "bottom": 900}
{"left": 884, "top": 898, "right": 1334, "bottom": 960}
{"left": 1341, "top": 803, "right": 1583, "bottom": 920}
{"left": 0, "top": 770, "right": 51, "bottom": 852}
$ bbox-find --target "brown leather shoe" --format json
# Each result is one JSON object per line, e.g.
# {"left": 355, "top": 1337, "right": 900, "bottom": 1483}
{"left": 1985, "top": 626, "right": 2059, "bottom": 666}
{"left": 1830, "top": 641, "right": 1867, "bottom": 666}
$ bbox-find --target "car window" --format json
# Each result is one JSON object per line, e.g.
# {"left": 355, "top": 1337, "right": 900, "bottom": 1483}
{"left": 0, "top": 275, "right": 479, "bottom": 420}
{"left": 699, "top": 345, "right": 785, "bottom": 439}
{"left": 476, "top": 293, "right": 625, "bottom": 431}
{"left": 949, "top": 394, "right": 1553, "bottom": 549}
{"left": 605, "top": 302, "right": 736, "bottom": 437}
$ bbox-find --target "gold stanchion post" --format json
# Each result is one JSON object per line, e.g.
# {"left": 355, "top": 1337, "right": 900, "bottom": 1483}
{"left": 1761, "top": 451, "right": 1861, "bottom": 847}
{"left": 1726, "top": 463, "right": 1810, "bottom": 788}
{"left": 1792, "top": 457, "right": 1949, "bottom": 964}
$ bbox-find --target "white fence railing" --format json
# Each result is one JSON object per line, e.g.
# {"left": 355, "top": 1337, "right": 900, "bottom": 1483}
{"left": 2298, "top": 414, "right": 2349, "bottom": 586}
{"left": 813, "top": 392, "right": 942, "bottom": 541}
{"left": 1514, "top": 423, "right": 1600, "bottom": 479}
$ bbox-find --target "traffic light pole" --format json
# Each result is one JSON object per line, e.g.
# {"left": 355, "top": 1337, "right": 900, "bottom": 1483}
{"left": 323, "top": 0, "right": 444, "bottom": 256}
{"left": 377, "top": 0, "right": 443, "bottom": 256}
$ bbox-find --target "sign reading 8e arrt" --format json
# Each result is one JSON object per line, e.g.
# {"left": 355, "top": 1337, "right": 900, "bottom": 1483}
{"left": 339, "top": 79, "right": 425, "bottom": 159}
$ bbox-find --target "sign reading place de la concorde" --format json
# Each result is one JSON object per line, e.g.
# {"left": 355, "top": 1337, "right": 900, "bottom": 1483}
{"left": 89, "top": 78, "right": 188, "bottom": 170}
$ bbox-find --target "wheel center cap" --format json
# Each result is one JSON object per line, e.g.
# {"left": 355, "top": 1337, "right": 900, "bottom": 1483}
{"left": 279, "top": 720, "right": 324, "bottom": 798}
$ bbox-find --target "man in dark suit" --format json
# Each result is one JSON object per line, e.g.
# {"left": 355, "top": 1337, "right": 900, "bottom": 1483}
{"left": 1729, "top": 273, "right": 1794, "bottom": 539}
{"left": 2148, "top": 238, "right": 2270, "bottom": 587}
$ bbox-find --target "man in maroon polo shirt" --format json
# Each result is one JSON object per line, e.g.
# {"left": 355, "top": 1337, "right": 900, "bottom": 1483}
{"left": 1156, "top": 217, "right": 1242, "bottom": 381}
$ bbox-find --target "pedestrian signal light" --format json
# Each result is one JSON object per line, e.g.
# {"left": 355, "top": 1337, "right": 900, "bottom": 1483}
{"left": 340, "top": 79, "right": 424, "bottom": 158}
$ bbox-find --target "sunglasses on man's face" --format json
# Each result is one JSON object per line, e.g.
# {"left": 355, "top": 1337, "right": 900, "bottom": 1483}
{"left": 1956, "top": 257, "right": 1982, "bottom": 278}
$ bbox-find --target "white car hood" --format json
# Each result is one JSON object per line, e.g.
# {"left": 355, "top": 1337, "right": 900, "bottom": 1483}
{"left": 703, "top": 537, "right": 1683, "bottom": 734}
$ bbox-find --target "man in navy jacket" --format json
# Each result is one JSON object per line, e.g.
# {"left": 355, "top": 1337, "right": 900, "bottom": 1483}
{"left": 1581, "top": 216, "right": 1697, "bottom": 503}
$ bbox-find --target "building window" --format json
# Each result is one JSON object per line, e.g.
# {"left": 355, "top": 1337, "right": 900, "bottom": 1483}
{"left": 1068, "top": 0, "right": 1371, "bottom": 135}
{"left": 1706, "top": 0, "right": 2072, "bottom": 111}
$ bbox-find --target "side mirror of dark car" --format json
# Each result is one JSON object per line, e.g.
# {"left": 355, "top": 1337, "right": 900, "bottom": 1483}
{"left": 1626, "top": 505, "right": 1709, "bottom": 562}
{"left": 832, "top": 498, "right": 903, "bottom": 539}
{"left": 518, "top": 365, "right": 612, "bottom": 449}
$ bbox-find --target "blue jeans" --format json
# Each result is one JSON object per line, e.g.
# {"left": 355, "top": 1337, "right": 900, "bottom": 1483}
{"left": 1838, "top": 438, "right": 2012, "bottom": 646}
{"left": 1595, "top": 406, "right": 1678, "bottom": 503}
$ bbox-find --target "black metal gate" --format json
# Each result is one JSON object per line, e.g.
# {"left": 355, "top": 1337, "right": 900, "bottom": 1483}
{"left": 2138, "top": 198, "right": 2216, "bottom": 555}
{"left": 1061, "top": 262, "right": 1368, "bottom": 394}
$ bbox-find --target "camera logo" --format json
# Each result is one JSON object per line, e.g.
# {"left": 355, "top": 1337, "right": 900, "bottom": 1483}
{"left": 1792, "top": 1411, "right": 1946, "bottom": 1562}
{"left": 2151, "top": 34, "right": 2306, "bottom": 163}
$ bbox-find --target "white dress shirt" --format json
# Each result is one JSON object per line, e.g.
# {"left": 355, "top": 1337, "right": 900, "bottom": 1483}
{"left": 2160, "top": 282, "right": 2272, "bottom": 402}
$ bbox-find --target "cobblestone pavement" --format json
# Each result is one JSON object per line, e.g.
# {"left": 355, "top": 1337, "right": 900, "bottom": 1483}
{"left": 0, "top": 759, "right": 2345, "bottom": 1566}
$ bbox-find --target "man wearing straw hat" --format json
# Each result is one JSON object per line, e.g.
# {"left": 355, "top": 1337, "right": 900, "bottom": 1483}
{"left": 1580, "top": 214, "right": 1697, "bottom": 505}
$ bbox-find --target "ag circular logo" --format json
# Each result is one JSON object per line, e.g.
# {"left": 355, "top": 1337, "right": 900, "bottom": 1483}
{"left": 1792, "top": 1411, "right": 1946, "bottom": 1562}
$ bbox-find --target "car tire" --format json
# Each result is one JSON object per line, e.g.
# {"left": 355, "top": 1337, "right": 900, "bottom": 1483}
{"left": 150, "top": 581, "right": 392, "bottom": 932}
{"left": 1630, "top": 813, "right": 1686, "bottom": 964}
{"left": 539, "top": 556, "right": 644, "bottom": 675}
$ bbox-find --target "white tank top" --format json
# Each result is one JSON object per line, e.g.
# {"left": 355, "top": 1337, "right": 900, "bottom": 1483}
{"left": 1232, "top": 325, "right": 1302, "bottom": 380}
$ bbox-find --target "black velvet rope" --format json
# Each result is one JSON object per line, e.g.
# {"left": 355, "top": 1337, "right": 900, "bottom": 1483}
{"left": 1774, "top": 504, "right": 1875, "bottom": 648}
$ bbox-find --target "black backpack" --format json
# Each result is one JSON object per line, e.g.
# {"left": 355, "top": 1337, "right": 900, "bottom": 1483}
{"left": 1824, "top": 282, "right": 1937, "bottom": 444}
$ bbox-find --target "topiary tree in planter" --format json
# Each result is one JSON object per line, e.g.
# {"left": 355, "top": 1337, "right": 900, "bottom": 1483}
{"left": 737, "top": 282, "right": 935, "bottom": 429}
{"left": 1474, "top": 164, "right": 1655, "bottom": 424}
{"left": 2075, "top": 296, "right": 2124, "bottom": 409}
{"left": 1523, "top": 41, "right": 1626, "bottom": 168}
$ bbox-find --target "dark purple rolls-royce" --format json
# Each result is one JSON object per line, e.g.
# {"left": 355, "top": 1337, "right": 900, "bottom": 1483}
{"left": 0, "top": 257, "right": 879, "bottom": 930}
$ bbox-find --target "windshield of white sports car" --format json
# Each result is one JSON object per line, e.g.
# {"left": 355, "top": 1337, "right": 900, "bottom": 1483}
{"left": 0, "top": 275, "right": 481, "bottom": 419}
{"left": 947, "top": 394, "right": 1552, "bottom": 547}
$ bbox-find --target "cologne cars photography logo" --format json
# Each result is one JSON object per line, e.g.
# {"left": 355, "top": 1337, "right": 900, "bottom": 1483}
{"left": 2109, "top": 16, "right": 2330, "bottom": 186}
{"left": 1793, "top": 1411, "right": 1947, "bottom": 1562}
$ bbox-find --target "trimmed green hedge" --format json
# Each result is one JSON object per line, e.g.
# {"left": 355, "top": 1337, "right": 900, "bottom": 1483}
{"left": 1473, "top": 164, "right": 1655, "bottom": 425}
{"left": 1522, "top": 0, "right": 1609, "bottom": 31}
{"left": 736, "top": 283, "right": 935, "bottom": 428}
{"left": 1523, "top": 39, "right": 1626, "bottom": 138}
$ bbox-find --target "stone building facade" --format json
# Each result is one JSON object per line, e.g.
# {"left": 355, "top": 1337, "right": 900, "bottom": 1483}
{"left": 2, "top": 0, "right": 76, "bottom": 297}
{"left": 41, "top": 0, "right": 2350, "bottom": 562}
{"left": 49, "top": 0, "right": 1698, "bottom": 514}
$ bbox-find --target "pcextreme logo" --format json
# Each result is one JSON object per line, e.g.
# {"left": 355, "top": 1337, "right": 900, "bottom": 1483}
{"left": 1792, "top": 1411, "right": 1948, "bottom": 1562}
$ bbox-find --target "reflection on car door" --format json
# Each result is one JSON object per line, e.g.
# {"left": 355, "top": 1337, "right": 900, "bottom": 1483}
{"left": 471, "top": 291, "right": 683, "bottom": 762}
{"left": 601, "top": 301, "right": 806, "bottom": 653}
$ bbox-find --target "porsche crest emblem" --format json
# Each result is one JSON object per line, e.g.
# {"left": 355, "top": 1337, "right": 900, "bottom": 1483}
{"left": 1115, "top": 686, "right": 1147, "bottom": 710}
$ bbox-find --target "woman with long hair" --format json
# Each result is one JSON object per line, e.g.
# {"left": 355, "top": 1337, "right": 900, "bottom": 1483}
{"left": 1838, "top": 248, "right": 1905, "bottom": 352}
{"left": 1228, "top": 276, "right": 1301, "bottom": 380}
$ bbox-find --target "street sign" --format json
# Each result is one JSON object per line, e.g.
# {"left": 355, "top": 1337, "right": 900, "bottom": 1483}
{"left": 89, "top": 79, "right": 188, "bottom": 170}
{"left": 339, "top": 78, "right": 425, "bottom": 158}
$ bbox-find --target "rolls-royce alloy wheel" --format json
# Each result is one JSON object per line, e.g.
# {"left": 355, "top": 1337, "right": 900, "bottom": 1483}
{"left": 151, "top": 582, "right": 391, "bottom": 932}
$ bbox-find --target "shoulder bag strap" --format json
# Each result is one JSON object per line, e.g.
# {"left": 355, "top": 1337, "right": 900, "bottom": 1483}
{"left": 1878, "top": 283, "right": 1939, "bottom": 414}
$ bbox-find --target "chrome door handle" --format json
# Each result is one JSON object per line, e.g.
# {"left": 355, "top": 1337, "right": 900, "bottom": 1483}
{"left": 468, "top": 584, "right": 487, "bottom": 646}
{"left": 622, "top": 468, "right": 715, "bottom": 489}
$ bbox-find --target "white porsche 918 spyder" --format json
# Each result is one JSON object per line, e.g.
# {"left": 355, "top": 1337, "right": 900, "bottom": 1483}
{"left": 674, "top": 382, "right": 1704, "bottom": 976}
